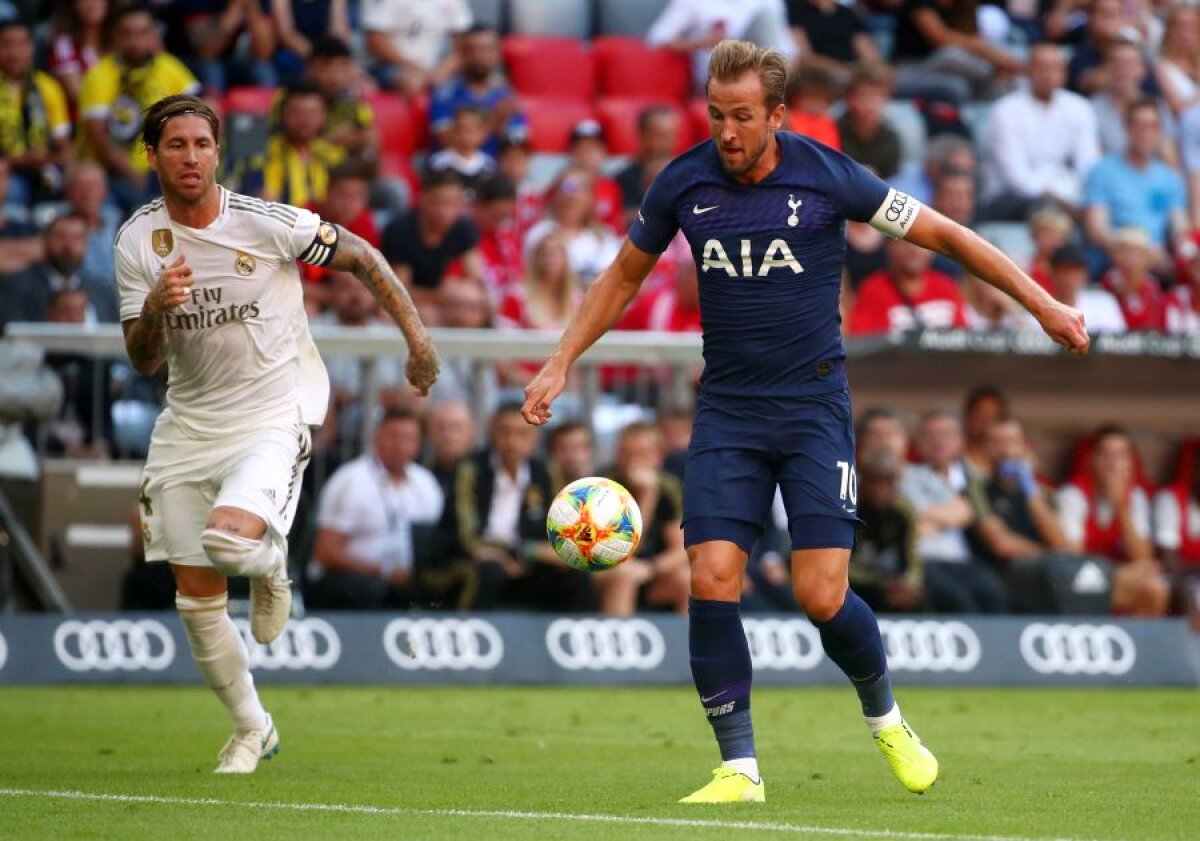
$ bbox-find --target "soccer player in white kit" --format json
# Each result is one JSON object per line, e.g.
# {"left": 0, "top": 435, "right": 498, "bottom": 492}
{"left": 116, "top": 95, "right": 439, "bottom": 773}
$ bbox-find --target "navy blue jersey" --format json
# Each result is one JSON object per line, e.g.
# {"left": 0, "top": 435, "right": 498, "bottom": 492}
{"left": 629, "top": 132, "right": 893, "bottom": 398}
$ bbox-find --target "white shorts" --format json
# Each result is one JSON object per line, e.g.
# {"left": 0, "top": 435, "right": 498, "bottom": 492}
{"left": 138, "top": 410, "right": 313, "bottom": 567}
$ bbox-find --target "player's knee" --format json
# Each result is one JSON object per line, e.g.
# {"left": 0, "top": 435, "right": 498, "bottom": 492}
{"left": 795, "top": 579, "right": 847, "bottom": 623}
{"left": 690, "top": 563, "right": 740, "bottom": 601}
{"left": 201, "top": 528, "right": 261, "bottom": 577}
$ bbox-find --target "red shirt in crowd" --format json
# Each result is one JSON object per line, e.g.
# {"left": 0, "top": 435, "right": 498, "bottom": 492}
{"left": 1100, "top": 270, "right": 1165, "bottom": 331}
{"left": 301, "top": 207, "right": 379, "bottom": 284}
{"left": 1165, "top": 285, "right": 1200, "bottom": 333}
{"left": 619, "top": 286, "right": 702, "bottom": 333}
{"left": 477, "top": 222, "right": 524, "bottom": 299}
{"left": 848, "top": 270, "right": 968, "bottom": 335}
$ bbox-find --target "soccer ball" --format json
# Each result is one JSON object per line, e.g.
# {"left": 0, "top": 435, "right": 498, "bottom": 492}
{"left": 546, "top": 477, "right": 643, "bottom": 571}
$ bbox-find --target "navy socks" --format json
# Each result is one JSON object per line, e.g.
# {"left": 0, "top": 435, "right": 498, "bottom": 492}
{"left": 688, "top": 597, "right": 756, "bottom": 761}
{"left": 811, "top": 588, "right": 895, "bottom": 717}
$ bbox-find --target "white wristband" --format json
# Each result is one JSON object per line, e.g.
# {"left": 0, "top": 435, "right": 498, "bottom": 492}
{"left": 868, "top": 188, "right": 923, "bottom": 239}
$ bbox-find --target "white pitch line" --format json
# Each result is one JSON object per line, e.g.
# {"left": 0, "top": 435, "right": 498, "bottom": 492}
{"left": 0, "top": 787, "right": 1099, "bottom": 841}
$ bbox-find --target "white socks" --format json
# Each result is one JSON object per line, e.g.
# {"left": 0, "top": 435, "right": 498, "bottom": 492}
{"left": 722, "top": 757, "right": 761, "bottom": 783}
{"left": 177, "top": 592, "right": 268, "bottom": 733}
{"left": 864, "top": 702, "right": 903, "bottom": 735}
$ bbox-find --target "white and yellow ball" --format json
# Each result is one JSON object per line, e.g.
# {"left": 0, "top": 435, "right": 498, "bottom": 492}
{"left": 546, "top": 477, "right": 643, "bottom": 571}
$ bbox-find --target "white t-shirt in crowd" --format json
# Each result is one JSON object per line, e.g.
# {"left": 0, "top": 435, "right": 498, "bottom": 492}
{"left": 361, "top": 0, "right": 473, "bottom": 71}
{"left": 1153, "top": 488, "right": 1200, "bottom": 551}
{"left": 1057, "top": 484, "right": 1151, "bottom": 547}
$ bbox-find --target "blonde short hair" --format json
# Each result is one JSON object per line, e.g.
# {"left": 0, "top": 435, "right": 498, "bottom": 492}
{"left": 706, "top": 39, "right": 789, "bottom": 111}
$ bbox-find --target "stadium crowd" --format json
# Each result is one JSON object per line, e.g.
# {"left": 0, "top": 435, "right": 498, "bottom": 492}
{"left": 0, "top": 1, "right": 1196, "bottom": 621}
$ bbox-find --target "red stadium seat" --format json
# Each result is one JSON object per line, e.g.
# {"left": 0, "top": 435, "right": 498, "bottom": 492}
{"left": 224, "top": 86, "right": 276, "bottom": 115}
{"left": 595, "top": 97, "right": 690, "bottom": 156}
{"left": 503, "top": 36, "right": 594, "bottom": 100}
{"left": 519, "top": 97, "right": 596, "bottom": 152}
{"left": 688, "top": 98, "right": 712, "bottom": 146}
{"left": 365, "top": 92, "right": 415, "bottom": 157}
{"left": 592, "top": 36, "right": 691, "bottom": 101}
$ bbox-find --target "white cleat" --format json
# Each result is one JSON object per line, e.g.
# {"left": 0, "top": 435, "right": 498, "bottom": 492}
{"left": 250, "top": 547, "right": 292, "bottom": 645}
{"left": 215, "top": 714, "right": 280, "bottom": 774}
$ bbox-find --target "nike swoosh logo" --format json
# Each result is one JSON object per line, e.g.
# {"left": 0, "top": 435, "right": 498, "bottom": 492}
{"left": 700, "top": 691, "right": 726, "bottom": 703}
{"left": 693, "top": 204, "right": 719, "bottom": 215}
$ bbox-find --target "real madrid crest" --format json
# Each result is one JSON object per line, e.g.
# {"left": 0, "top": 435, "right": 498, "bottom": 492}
{"left": 234, "top": 251, "right": 256, "bottom": 276}
{"left": 151, "top": 229, "right": 174, "bottom": 258}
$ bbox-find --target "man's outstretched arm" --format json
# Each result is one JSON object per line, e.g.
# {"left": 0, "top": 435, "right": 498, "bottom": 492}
{"left": 326, "top": 225, "right": 440, "bottom": 395}
{"left": 903, "top": 206, "right": 1090, "bottom": 354}
{"left": 522, "top": 239, "right": 660, "bottom": 425}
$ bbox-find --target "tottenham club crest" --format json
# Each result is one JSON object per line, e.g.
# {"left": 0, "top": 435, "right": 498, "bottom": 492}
{"left": 787, "top": 194, "right": 802, "bottom": 227}
{"left": 234, "top": 251, "right": 257, "bottom": 276}
{"left": 151, "top": 229, "right": 174, "bottom": 258}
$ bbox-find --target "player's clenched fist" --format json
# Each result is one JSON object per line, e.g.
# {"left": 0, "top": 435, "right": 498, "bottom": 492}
{"left": 405, "top": 338, "right": 440, "bottom": 397}
{"left": 144, "top": 254, "right": 193, "bottom": 316}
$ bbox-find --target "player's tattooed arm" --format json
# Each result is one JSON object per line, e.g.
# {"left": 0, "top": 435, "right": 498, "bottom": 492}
{"left": 123, "top": 254, "right": 192, "bottom": 375}
{"left": 327, "top": 226, "right": 440, "bottom": 396}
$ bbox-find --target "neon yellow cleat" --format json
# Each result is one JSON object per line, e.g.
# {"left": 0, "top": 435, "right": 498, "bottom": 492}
{"left": 874, "top": 720, "right": 938, "bottom": 793}
{"left": 678, "top": 767, "right": 765, "bottom": 804}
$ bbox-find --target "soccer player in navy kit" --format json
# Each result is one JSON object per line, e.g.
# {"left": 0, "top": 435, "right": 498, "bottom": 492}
{"left": 522, "top": 41, "right": 1089, "bottom": 803}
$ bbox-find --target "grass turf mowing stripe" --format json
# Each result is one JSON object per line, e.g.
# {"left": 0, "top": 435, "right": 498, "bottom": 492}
{"left": 0, "top": 787, "right": 1098, "bottom": 841}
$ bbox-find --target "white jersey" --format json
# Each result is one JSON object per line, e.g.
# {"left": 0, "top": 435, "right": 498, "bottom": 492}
{"left": 116, "top": 187, "right": 338, "bottom": 438}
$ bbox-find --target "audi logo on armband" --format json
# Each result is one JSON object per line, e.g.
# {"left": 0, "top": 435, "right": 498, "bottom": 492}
{"left": 233, "top": 618, "right": 342, "bottom": 670}
{"left": 742, "top": 618, "right": 824, "bottom": 671}
{"left": 383, "top": 618, "right": 504, "bottom": 671}
{"left": 1019, "top": 622, "right": 1136, "bottom": 676}
{"left": 884, "top": 193, "right": 909, "bottom": 222}
{"left": 53, "top": 619, "right": 176, "bottom": 672}
{"left": 878, "top": 620, "right": 982, "bottom": 673}
{"left": 545, "top": 618, "right": 665, "bottom": 671}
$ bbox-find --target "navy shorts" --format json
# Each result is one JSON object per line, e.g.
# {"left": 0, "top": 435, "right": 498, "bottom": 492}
{"left": 682, "top": 390, "right": 859, "bottom": 553}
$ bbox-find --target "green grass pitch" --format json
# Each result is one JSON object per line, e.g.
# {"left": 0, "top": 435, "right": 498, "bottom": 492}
{"left": 0, "top": 685, "right": 1197, "bottom": 840}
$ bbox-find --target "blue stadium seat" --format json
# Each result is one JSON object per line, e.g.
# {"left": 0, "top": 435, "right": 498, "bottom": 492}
{"left": 595, "top": 0, "right": 671, "bottom": 36}
{"left": 508, "top": 0, "right": 590, "bottom": 38}
{"left": 466, "top": 0, "right": 506, "bottom": 30}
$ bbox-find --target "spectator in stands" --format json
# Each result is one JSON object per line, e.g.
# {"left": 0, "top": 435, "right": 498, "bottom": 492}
{"left": 431, "top": 278, "right": 500, "bottom": 412}
{"left": 961, "top": 385, "right": 1007, "bottom": 477}
{"left": 837, "top": 63, "right": 901, "bottom": 180}
{"left": 267, "top": 0, "right": 352, "bottom": 86}
{"left": 901, "top": 410, "right": 1010, "bottom": 613}
{"left": 929, "top": 168, "right": 975, "bottom": 280}
{"left": 0, "top": 214, "right": 117, "bottom": 333}
{"left": 1091, "top": 41, "right": 1161, "bottom": 157}
{"left": 1099, "top": 227, "right": 1166, "bottom": 331}
{"left": 427, "top": 104, "right": 496, "bottom": 193}
{"left": 42, "top": 286, "right": 113, "bottom": 456}
{"left": 981, "top": 43, "right": 1100, "bottom": 221}
{"left": 962, "top": 273, "right": 1023, "bottom": 331}
{"left": 857, "top": 404, "right": 908, "bottom": 463}
{"left": 1153, "top": 3, "right": 1200, "bottom": 118}
{"left": 0, "top": 20, "right": 73, "bottom": 207}
{"left": 1184, "top": 104, "right": 1200, "bottom": 227}
{"left": 429, "top": 24, "right": 525, "bottom": 158}
{"left": 1058, "top": 424, "right": 1168, "bottom": 616}
{"left": 615, "top": 106, "right": 682, "bottom": 225}
{"left": 1067, "top": 0, "right": 1139, "bottom": 95}
{"left": 648, "top": 0, "right": 797, "bottom": 92}
{"left": 239, "top": 81, "right": 345, "bottom": 205}
{"left": 597, "top": 421, "right": 689, "bottom": 616}
{"left": 56, "top": 163, "right": 119, "bottom": 291}
{"left": 1165, "top": 234, "right": 1200, "bottom": 333}
{"left": 1028, "top": 243, "right": 1127, "bottom": 334}
{"left": 308, "top": 408, "right": 444, "bottom": 609}
{"left": 565, "top": 120, "right": 624, "bottom": 232}
{"left": 621, "top": 254, "right": 702, "bottom": 334}
{"left": 498, "top": 231, "right": 580, "bottom": 331}
{"left": 658, "top": 406, "right": 693, "bottom": 481}
{"left": 967, "top": 416, "right": 1068, "bottom": 566}
{"left": 440, "top": 403, "right": 595, "bottom": 611}
{"left": 422, "top": 400, "right": 475, "bottom": 494}
{"left": 894, "top": 133, "right": 976, "bottom": 206}
{"left": 1026, "top": 205, "right": 1075, "bottom": 292}
{"left": 304, "top": 37, "right": 378, "bottom": 166}
{"left": 303, "top": 164, "right": 381, "bottom": 302}
{"left": 850, "top": 447, "right": 925, "bottom": 614}
{"left": 786, "top": 0, "right": 881, "bottom": 87}
{"left": 473, "top": 175, "right": 522, "bottom": 299}
{"left": 0, "top": 157, "right": 41, "bottom": 276}
{"left": 381, "top": 170, "right": 485, "bottom": 308}
{"left": 523, "top": 168, "right": 621, "bottom": 287}
{"left": 364, "top": 0, "right": 472, "bottom": 95}
{"left": 890, "top": 0, "right": 1024, "bottom": 106}
{"left": 77, "top": 5, "right": 199, "bottom": 212}
{"left": 1083, "top": 98, "right": 1189, "bottom": 256}
{"left": 48, "top": 0, "right": 108, "bottom": 110}
{"left": 1153, "top": 443, "right": 1200, "bottom": 625}
{"left": 157, "top": 0, "right": 276, "bottom": 93}
{"left": 848, "top": 238, "right": 968, "bottom": 335}
{"left": 496, "top": 128, "right": 542, "bottom": 235}
{"left": 547, "top": 421, "right": 594, "bottom": 485}
{"left": 785, "top": 63, "right": 841, "bottom": 150}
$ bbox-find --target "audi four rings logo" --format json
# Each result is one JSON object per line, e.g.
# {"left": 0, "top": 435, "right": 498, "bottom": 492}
{"left": 1019, "top": 623, "right": 1136, "bottom": 676}
{"left": 384, "top": 618, "right": 504, "bottom": 670}
{"left": 742, "top": 619, "right": 824, "bottom": 671}
{"left": 53, "top": 619, "right": 176, "bottom": 672}
{"left": 884, "top": 193, "right": 909, "bottom": 222}
{"left": 233, "top": 618, "right": 342, "bottom": 670}
{"left": 545, "top": 618, "right": 665, "bottom": 671}
{"left": 878, "top": 620, "right": 981, "bottom": 672}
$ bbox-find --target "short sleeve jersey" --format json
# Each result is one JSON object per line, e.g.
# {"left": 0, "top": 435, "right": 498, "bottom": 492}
{"left": 115, "top": 187, "right": 338, "bottom": 438}
{"left": 629, "top": 132, "right": 905, "bottom": 398}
